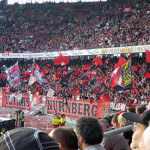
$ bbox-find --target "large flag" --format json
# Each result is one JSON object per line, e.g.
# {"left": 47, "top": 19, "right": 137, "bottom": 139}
{"left": 54, "top": 53, "right": 70, "bottom": 67}
{"left": 93, "top": 56, "right": 103, "bottom": 66}
{"left": 32, "top": 63, "right": 51, "bottom": 90}
{"left": 93, "top": 57, "right": 106, "bottom": 74}
{"left": 114, "top": 56, "right": 126, "bottom": 69}
{"left": 105, "top": 59, "right": 110, "bottom": 64}
{"left": 81, "top": 65, "right": 91, "bottom": 72}
{"left": 4, "top": 62, "right": 21, "bottom": 87}
{"left": 132, "top": 65, "right": 141, "bottom": 76}
{"left": 33, "top": 63, "right": 48, "bottom": 84}
{"left": 82, "top": 71, "right": 105, "bottom": 95}
{"left": 28, "top": 74, "right": 36, "bottom": 85}
{"left": 110, "top": 56, "right": 132, "bottom": 91}
{"left": 60, "top": 70, "right": 74, "bottom": 87}
{"left": 146, "top": 50, "right": 150, "bottom": 79}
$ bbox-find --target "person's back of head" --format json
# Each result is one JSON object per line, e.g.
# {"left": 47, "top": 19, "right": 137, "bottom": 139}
{"left": 74, "top": 117, "right": 103, "bottom": 149}
{"left": 49, "top": 127, "right": 78, "bottom": 150}
{"left": 103, "top": 116, "right": 112, "bottom": 126}
{"left": 127, "top": 106, "right": 135, "bottom": 113}
{"left": 112, "top": 115, "right": 120, "bottom": 129}
{"left": 136, "top": 106, "right": 146, "bottom": 114}
{"left": 118, "top": 113, "right": 133, "bottom": 127}
{"left": 98, "top": 119, "right": 110, "bottom": 132}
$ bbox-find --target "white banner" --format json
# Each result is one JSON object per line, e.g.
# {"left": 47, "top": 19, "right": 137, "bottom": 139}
{"left": 0, "top": 45, "right": 150, "bottom": 58}
{"left": 109, "top": 102, "right": 126, "bottom": 111}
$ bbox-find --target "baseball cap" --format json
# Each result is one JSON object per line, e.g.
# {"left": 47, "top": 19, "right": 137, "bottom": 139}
{"left": 0, "top": 127, "right": 59, "bottom": 150}
{"left": 122, "top": 109, "right": 150, "bottom": 126}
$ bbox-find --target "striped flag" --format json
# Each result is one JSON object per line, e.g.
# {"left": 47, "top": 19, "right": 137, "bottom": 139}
{"left": 110, "top": 56, "right": 133, "bottom": 91}
{"left": 4, "top": 62, "right": 21, "bottom": 87}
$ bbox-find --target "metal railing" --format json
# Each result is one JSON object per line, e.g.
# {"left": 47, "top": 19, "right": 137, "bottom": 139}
{"left": 103, "top": 125, "right": 133, "bottom": 138}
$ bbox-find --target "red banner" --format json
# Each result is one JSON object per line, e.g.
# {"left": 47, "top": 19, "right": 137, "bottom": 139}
{"left": 2, "top": 93, "right": 110, "bottom": 118}
{"left": 2, "top": 93, "right": 39, "bottom": 110}
{"left": 47, "top": 98, "right": 110, "bottom": 118}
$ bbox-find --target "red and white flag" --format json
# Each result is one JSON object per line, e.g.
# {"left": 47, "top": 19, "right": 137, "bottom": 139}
{"left": 4, "top": 62, "right": 21, "bottom": 87}
{"left": 28, "top": 74, "right": 36, "bottom": 85}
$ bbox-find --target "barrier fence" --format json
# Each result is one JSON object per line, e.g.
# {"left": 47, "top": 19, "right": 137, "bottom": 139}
{"left": 103, "top": 125, "right": 133, "bottom": 138}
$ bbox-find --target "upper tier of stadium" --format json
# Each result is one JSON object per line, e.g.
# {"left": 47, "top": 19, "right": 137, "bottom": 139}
{"left": 0, "top": 0, "right": 149, "bottom": 53}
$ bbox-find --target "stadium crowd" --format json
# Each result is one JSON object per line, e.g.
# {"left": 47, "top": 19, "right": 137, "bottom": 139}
{"left": 0, "top": 54, "right": 149, "bottom": 106}
{"left": 0, "top": 0, "right": 150, "bottom": 53}
{"left": 0, "top": 0, "right": 150, "bottom": 150}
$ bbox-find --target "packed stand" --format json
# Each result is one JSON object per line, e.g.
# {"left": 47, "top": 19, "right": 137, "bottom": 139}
{"left": 0, "top": 54, "right": 149, "bottom": 106}
{"left": 0, "top": 0, "right": 150, "bottom": 53}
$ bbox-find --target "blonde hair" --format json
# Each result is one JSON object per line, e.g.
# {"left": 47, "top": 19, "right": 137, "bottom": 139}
{"left": 118, "top": 113, "right": 133, "bottom": 127}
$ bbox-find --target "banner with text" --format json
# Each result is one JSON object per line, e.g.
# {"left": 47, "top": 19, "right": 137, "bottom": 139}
{"left": 109, "top": 102, "right": 126, "bottom": 111}
{"left": 47, "top": 98, "right": 110, "bottom": 118}
{"left": 0, "top": 45, "right": 149, "bottom": 58}
{"left": 2, "top": 93, "right": 39, "bottom": 110}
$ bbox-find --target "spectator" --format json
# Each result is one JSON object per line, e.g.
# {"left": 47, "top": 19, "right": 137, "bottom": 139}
{"left": 122, "top": 109, "right": 150, "bottom": 150}
{"left": 0, "top": 127, "right": 59, "bottom": 150}
{"left": 111, "top": 115, "right": 120, "bottom": 129}
{"left": 74, "top": 117, "right": 104, "bottom": 150}
{"left": 0, "top": 128, "right": 6, "bottom": 136}
{"left": 49, "top": 127, "right": 78, "bottom": 150}
{"left": 135, "top": 106, "right": 146, "bottom": 115}
{"left": 59, "top": 114, "right": 66, "bottom": 127}
{"left": 20, "top": 112, "right": 25, "bottom": 127}
{"left": 13, "top": 111, "right": 18, "bottom": 127}
{"left": 7, "top": 111, "right": 12, "bottom": 118}
{"left": 126, "top": 106, "right": 135, "bottom": 113}
{"left": 139, "top": 125, "right": 150, "bottom": 150}
{"left": 52, "top": 113, "right": 60, "bottom": 129}
{"left": 118, "top": 113, "right": 133, "bottom": 146}
{"left": 141, "top": 100, "right": 147, "bottom": 106}
{"left": 98, "top": 119, "right": 130, "bottom": 150}
{"left": 146, "top": 101, "right": 150, "bottom": 110}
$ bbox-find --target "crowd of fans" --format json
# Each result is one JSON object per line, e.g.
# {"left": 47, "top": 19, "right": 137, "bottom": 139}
{"left": 0, "top": 0, "right": 150, "bottom": 150}
{"left": 0, "top": 54, "right": 149, "bottom": 106}
{"left": 0, "top": 0, "right": 149, "bottom": 53}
